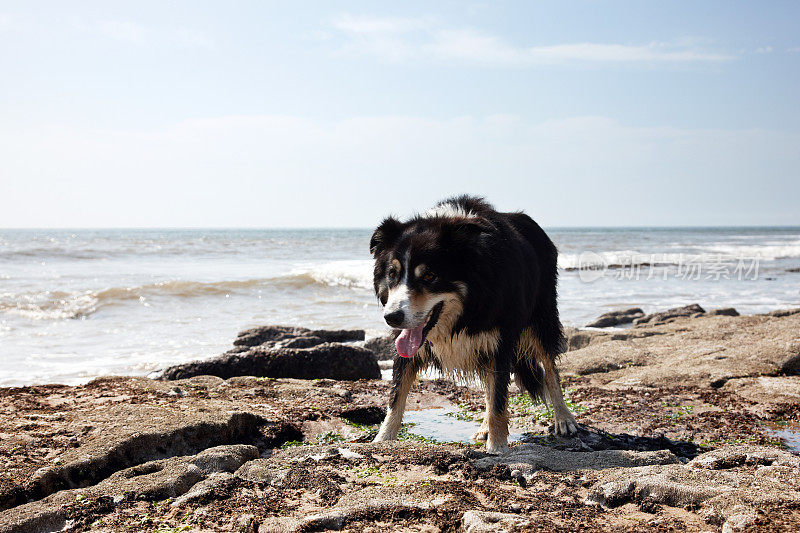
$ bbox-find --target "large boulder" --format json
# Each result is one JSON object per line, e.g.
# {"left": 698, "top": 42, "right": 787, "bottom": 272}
{"left": 633, "top": 303, "right": 705, "bottom": 326}
{"left": 363, "top": 332, "right": 398, "bottom": 361}
{"left": 233, "top": 325, "right": 364, "bottom": 348}
{"left": 585, "top": 308, "right": 645, "bottom": 328}
{"left": 708, "top": 307, "right": 740, "bottom": 317}
{"left": 159, "top": 325, "right": 379, "bottom": 381}
{"left": 161, "top": 342, "right": 380, "bottom": 381}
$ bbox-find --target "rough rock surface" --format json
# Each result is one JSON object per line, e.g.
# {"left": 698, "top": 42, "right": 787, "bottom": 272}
{"left": 634, "top": 303, "right": 706, "bottom": 326}
{"left": 363, "top": 332, "right": 398, "bottom": 361}
{"left": 587, "top": 445, "right": 800, "bottom": 532}
{"left": 160, "top": 325, "right": 376, "bottom": 381}
{"left": 462, "top": 510, "right": 531, "bottom": 532}
{"left": 160, "top": 342, "right": 380, "bottom": 381}
{"left": 2, "top": 309, "right": 800, "bottom": 532}
{"left": 708, "top": 307, "right": 740, "bottom": 317}
{"left": 233, "top": 325, "right": 365, "bottom": 348}
{"left": 585, "top": 308, "right": 645, "bottom": 328}
{"left": 560, "top": 311, "right": 800, "bottom": 387}
{"left": 2, "top": 445, "right": 258, "bottom": 533}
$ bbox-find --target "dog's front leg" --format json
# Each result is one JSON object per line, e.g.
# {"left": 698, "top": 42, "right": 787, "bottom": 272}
{"left": 485, "top": 340, "right": 512, "bottom": 454}
{"left": 374, "top": 356, "right": 418, "bottom": 442}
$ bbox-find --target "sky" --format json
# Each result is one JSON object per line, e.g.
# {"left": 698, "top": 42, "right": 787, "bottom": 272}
{"left": 0, "top": 1, "right": 798, "bottom": 228}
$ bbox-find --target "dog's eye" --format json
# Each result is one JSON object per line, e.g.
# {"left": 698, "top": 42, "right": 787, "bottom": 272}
{"left": 388, "top": 267, "right": 398, "bottom": 279}
{"left": 421, "top": 272, "right": 436, "bottom": 283}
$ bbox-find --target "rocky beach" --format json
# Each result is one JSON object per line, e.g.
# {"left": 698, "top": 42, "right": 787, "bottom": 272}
{"left": 1, "top": 305, "right": 799, "bottom": 532}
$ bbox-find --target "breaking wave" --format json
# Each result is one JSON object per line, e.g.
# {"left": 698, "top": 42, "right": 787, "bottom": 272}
{"left": 0, "top": 279, "right": 268, "bottom": 320}
{"left": 558, "top": 241, "right": 800, "bottom": 270}
{"left": 288, "top": 260, "right": 373, "bottom": 290}
{"left": 0, "top": 262, "right": 375, "bottom": 321}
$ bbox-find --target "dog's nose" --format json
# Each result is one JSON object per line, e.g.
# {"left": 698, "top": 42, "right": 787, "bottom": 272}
{"left": 383, "top": 309, "right": 405, "bottom": 328}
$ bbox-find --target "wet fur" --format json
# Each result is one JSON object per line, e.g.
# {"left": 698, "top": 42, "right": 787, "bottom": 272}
{"left": 371, "top": 195, "right": 578, "bottom": 452}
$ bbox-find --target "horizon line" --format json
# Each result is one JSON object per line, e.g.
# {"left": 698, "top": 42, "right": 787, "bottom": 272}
{"left": 2, "top": 224, "right": 800, "bottom": 231}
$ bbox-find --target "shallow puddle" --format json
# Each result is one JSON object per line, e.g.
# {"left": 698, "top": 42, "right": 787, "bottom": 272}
{"left": 770, "top": 427, "right": 800, "bottom": 453}
{"left": 403, "top": 408, "right": 524, "bottom": 444}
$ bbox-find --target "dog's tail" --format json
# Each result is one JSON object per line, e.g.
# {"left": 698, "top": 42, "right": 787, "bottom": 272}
{"left": 513, "top": 360, "right": 547, "bottom": 404}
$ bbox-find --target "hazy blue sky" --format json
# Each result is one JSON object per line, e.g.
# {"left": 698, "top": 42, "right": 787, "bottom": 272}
{"left": 1, "top": 1, "right": 798, "bottom": 228}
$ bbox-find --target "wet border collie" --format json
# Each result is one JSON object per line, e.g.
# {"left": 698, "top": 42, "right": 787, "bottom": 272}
{"left": 370, "top": 195, "right": 578, "bottom": 453}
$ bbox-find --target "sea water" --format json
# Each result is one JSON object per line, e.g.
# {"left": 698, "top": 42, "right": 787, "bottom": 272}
{"left": 1, "top": 227, "right": 798, "bottom": 386}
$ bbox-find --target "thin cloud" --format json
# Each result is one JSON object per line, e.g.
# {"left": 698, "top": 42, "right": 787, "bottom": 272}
{"left": 76, "top": 19, "right": 213, "bottom": 49}
{"left": 329, "top": 14, "right": 734, "bottom": 66}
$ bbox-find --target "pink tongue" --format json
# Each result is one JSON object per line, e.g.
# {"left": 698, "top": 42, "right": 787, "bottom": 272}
{"left": 395, "top": 324, "right": 425, "bottom": 358}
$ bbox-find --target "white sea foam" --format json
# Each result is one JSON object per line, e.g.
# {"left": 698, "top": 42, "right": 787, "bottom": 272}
{"left": 289, "top": 260, "right": 373, "bottom": 290}
{"left": 558, "top": 240, "right": 800, "bottom": 270}
{"left": 0, "top": 279, "right": 277, "bottom": 320}
{"left": 692, "top": 241, "right": 800, "bottom": 260}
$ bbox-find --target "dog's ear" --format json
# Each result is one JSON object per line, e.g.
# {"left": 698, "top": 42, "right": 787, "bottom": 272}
{"left": 444, "top": 218, "right": 495, "bottom": 244}
{"left": 370, "top": 216, "right": 404, "bottom": 257}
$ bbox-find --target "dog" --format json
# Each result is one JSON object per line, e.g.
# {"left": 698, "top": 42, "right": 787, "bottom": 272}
{"left": 370, "top": 195, "right": 578, "bottom": 453}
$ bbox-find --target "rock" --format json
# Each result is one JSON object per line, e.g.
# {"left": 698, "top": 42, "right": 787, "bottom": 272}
{"left": 565, "top": 341, "right": 647, "bottom": 375}
{"left": 633, "top": 304, "right": 705, "bottom": 326}
{"left": 763, "top": 308, "right": 800, "bottom": 317}
{"left": 521, "top": 426, "right": 706, "bottom": 459}
{"left": 587, "top": 446, "right": 800, "bottom": 530}
{"left": 689, "top": 445, "right": 799, "bottom": 470}
{"left": 559, "top": 312, "right": 800, "bottom": 388}
{"left": 708, "top": 307, "right": 740, "bottom": 317}
{"left": 565, "top": 329, "right": 609, "bottom": 351}
{"left": 258, "top": 517, "right": 302, "bottom": 533}
{"left": 338, "top": 406, "right": 386, "bottom": 425}
{"left": 462, "top": 510, "right": 531, "bottom": 532}
{"left": 0, "top": 445, "right": 258, "bottom": 533}
{"left": 233, "top": 325, "right": 364, "bottom": 348}
{"left": 363, "top": 332, "right": 398, "bottom": 360}
{"left": 720, "top": 376, "right": 800, "bottom": 411}
{"left": 4, "top": 406, "right": 266, "bottom": 510}
{"left": 723, "top": 510, "right": 757, "bottom": 533}
{"left": 170, "top": 472, "right": 233, "bottom": 507}
{"left": 473, "top": 443, "right": 679, "bottom": 477}
{"left": 585, "top": 308, "right": 645, "bottom": 328}
{"left": 160, "top": 342, "right": 380, "bottom": 381}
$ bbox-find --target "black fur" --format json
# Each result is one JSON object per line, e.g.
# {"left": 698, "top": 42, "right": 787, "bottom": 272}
{"left": 372, "top": 196, "right": 565, "bottom": 409}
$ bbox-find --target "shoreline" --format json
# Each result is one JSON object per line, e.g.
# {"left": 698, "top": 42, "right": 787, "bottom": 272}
{"left": 3, "top": 303, "right": 799, "bottom": 389}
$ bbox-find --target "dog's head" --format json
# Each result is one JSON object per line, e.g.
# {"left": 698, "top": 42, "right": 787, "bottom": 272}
{"left": 370, "top": 213, "right": 494, "bottom": 357}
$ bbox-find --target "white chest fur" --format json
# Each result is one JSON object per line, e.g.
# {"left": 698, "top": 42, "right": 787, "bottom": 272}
{"left": 427, "top": 328, "right": 500, "bottom": 374}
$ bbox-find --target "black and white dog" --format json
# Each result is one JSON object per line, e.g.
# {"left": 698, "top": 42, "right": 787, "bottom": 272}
{"left": 370, "top": 195, "right": 578, "bottom": 453}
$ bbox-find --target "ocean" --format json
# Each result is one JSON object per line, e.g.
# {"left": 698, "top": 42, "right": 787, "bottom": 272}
{"left": 1, "top": 227, "right": 799, "bottom": 387}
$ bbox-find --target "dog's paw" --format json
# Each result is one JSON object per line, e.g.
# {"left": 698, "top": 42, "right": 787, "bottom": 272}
{"left": 472, "top": 428, "right": 489, "bottom": 442}
{"left": 550, "top": 417, "right": 579, "bottom": 437}
{"left": 485, "top": 441, "right": 509, "bottom": 454}
{"left": 373, "top": 431, "right": 397, "bottom": 443}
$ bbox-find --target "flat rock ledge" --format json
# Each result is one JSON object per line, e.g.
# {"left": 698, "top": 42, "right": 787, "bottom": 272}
{"left": 159, "top": 325, "right": 380, "bottom": 381}
{"left": 561, "top": 310, "right": 800, "bottom": 387}
{"left": 4, "top": 310, "right": 800, "bottom": 532}
{"left": 5, "top": 438, "right": 797, "bottom": 533}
